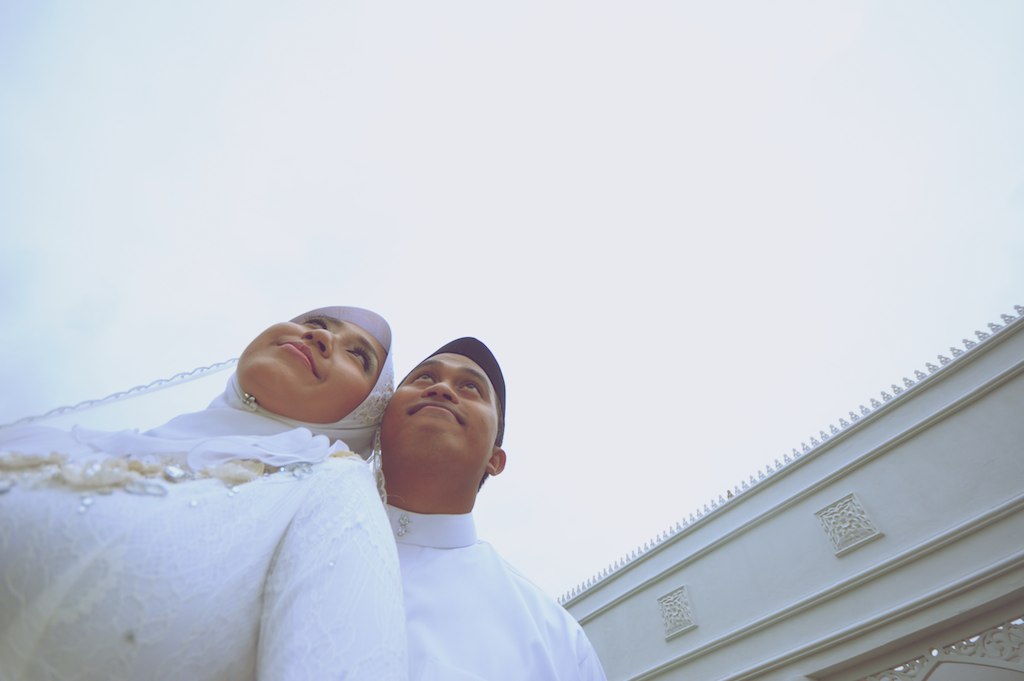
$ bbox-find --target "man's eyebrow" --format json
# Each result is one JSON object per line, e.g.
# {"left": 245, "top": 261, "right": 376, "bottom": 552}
{"left": 408, "top": 358, "right": 491, "bottom": 392}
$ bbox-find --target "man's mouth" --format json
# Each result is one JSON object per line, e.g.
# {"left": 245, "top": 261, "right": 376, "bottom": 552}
{"left": 409, "top": 403, "right": 462, "bottom": 424}
{"left": 281, "top": 342, "right": 319, "bottom": 378}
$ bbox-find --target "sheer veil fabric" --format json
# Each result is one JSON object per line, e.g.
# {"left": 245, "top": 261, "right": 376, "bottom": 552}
{"left": 0, "top": 305, "right": 395, "bottom": 470}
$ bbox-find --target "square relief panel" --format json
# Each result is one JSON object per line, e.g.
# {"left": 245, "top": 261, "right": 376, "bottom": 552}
{"left": 815, "top": 492, "right": 883, "bottom": 556}
{"left": 658, "top": 585, "right": 697, "bottom": 640}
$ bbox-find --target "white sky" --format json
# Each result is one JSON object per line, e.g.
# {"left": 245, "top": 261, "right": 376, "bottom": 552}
{"left": 1, "top": 0, "right": 1022, "bottom": 599}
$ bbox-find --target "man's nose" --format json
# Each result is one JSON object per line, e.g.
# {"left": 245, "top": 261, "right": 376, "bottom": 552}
{"left": 423, "top": 381, "right": 457, "bottom": 402}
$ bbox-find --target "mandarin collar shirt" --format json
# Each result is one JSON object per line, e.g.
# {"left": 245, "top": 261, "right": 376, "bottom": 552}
{"left": 385, "top": 504, "right": 607, "bottom": 681}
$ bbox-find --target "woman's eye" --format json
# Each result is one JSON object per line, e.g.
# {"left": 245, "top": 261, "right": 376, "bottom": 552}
{"left": 348, "top": 348, "right": 371, "bottom": 372}
{"left": 304, "top": 318, "right": 328, "bottom": 330}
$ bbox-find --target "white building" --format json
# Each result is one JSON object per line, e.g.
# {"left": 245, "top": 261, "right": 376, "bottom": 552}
{"left": 563, "top": 307, "right": 1024, "bottom": 681}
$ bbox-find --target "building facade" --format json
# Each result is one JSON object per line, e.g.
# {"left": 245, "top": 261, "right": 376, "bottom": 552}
{"left": 563, "top": 308, "right": 1024, "bottom": 681}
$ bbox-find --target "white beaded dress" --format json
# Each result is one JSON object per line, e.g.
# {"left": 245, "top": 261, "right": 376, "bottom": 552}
{"left": 0, "top": 306, "right": 407, "bottom": 681}
{"left": 0, "top": 455, "right": 405, "bottom": 681}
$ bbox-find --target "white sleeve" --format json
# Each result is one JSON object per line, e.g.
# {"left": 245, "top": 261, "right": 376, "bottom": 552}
{"left": 579, "top": 645, "right": 609, "bottom": 681}
{"left": 257, "top": 457, "right": 408, "bottom": 681}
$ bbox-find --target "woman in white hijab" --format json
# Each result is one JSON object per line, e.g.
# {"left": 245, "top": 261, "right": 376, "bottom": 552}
{"left": 0, "top": 306, "right": 406, "bottom": 681}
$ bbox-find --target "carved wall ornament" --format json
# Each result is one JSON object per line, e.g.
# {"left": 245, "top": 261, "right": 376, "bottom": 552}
{"left": 942, "top": 616, "right": 1024, "bottom": 665}
{"left": 658, "top": 585, "right": 697, "bottom": 640}
{"left": 862, "top": 616, "right": 1024, "bottom": 680}
{"left": 815, "top": 493, "right": 883, "bottom": 556}
{"left": 862, "top": 655, "right": 929, "bottom": 681}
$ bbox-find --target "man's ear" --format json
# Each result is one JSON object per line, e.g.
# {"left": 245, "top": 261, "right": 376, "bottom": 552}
{"left": 486, "top": 447, "right": 506, "bottom": 477}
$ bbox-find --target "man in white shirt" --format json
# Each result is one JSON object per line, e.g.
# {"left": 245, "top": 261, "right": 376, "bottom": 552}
{"left": 379, "top": 337, "right": 608, "bottom": 681}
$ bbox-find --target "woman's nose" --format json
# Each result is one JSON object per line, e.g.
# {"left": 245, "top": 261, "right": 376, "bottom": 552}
{"left": 303, "top": 328, "right": 333, "bottom": 356}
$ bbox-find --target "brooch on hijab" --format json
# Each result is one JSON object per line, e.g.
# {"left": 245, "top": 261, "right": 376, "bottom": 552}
{"left": 241, "top": 392, "right": 259, "bottom": 411}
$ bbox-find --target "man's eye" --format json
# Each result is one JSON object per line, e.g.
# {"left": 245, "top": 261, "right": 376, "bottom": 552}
{"left": 462, "top": 382, "right": 480, "bottom": 392}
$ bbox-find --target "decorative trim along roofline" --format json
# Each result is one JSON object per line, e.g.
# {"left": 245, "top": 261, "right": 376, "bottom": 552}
{"left": 559, "top": 305, "right": 1024, "bottom": 606}
{"left": 573, "top": 356, "right": 1024, "bottom": 625}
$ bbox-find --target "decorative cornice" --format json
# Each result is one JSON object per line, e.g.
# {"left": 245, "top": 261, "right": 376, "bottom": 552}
{"left": 559, "top": 305, "right": 1024, "bottom": 605}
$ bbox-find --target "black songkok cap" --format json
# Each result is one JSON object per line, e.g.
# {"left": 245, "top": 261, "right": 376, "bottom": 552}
{"left": 426, "top": 337, "right": 505, "bottom": 446}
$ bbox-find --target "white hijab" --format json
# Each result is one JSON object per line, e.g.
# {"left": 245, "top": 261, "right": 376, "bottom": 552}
{"left": 0, "top": 306, "right": 394, "bottom": 472}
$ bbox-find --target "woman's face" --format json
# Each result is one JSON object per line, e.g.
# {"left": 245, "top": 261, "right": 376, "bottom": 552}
{"left": 236, "top": 314, "right": 388, "bottom": 423}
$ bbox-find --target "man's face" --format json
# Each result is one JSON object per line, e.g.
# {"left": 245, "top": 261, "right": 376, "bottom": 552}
{"left": 236, "top": 315, "right": 386, "bottom": 423}
{"left": 380, "top": 352, "right": 502, "bottom": 481}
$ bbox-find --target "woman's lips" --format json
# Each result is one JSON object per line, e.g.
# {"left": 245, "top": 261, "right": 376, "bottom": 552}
{"left": 281, "top": 342, "right": 319, "bottom": 377}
